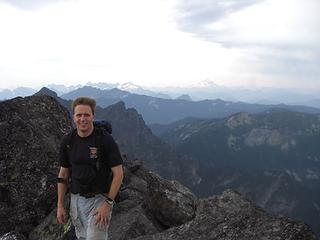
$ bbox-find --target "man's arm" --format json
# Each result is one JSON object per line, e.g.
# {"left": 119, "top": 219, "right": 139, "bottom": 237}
{"left": 57, "top": 167, "right": 70, "bottom": 224}
{"left": 94, "top": 165, "right": 123, "bottom": 227}
{"left": 107, "top": 165, "right": 124, "bottom": 201}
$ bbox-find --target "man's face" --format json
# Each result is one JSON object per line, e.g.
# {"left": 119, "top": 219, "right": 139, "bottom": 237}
{"left": 73, "top": 104, "right": 94, "bottom": 134}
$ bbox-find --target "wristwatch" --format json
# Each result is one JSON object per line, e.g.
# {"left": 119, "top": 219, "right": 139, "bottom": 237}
{"left": 104, "top": 196, "right": 115, "bottom": 206}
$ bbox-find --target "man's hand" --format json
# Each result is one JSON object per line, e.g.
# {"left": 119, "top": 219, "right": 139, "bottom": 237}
{"left": 94, "top": 202, "right": 112, "bottom": 228}
{"left": 57, "top": 206, "right": 67, "bottom": 224}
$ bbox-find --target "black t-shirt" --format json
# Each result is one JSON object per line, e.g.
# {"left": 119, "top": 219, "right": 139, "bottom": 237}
{"left": 59, "top": 128, "right": 123, "bottom": 194}
{"left": 59, "top": 128, "right": 123, "bottom": 169}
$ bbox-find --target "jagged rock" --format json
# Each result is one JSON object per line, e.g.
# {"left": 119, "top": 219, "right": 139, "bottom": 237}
{"left": 28, "top": 207, "right": 67, "bottom": 240}
{"left": 0, "top": 231, "right": 26, "bottom": 240}
{"left": 0, "top": 96, "right": 72, "bottom": 236}
{"left": 146, "top": 173, "right": 196, "bottom": 227}
{"left": 34, "top": 87, "right": 58, "bottom": 98}
{"left": 34, "top": 88, "right": 72, "bottom": 113}
{"left": 108, "top": 205, "right": 159, "bottom": 240}
{"left": 134, "top": 190, "right": 316, "bottom": 240}
{"left": 28, "top": 196, "right": 74, "bottom": 240}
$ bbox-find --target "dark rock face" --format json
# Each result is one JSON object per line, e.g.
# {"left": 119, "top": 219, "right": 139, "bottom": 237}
{"left": 95, "top": 101, "right": 201, "bottom": 188}
{"left": 0, "top": 96, "right": 72, "bottom": 236}
{"left": 34, "top": 87, "right": 72, "bottom": 113}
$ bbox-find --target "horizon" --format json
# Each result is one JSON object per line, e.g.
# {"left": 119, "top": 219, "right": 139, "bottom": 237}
{"left": 2, "top": 81, "right": 320, "bottom": 108}
{"left": 1, "top": 80, "right": 319, "bottom": 94}
{"left": 0, "top": 0, "right": 319, "bottom": 91}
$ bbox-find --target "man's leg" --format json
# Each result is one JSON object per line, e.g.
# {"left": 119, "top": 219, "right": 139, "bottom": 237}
{"left": 70, "top": 194, "right": 87, "bottom": 239}
{"left": 86, "top": 196, "right": 112, "bottom": 240}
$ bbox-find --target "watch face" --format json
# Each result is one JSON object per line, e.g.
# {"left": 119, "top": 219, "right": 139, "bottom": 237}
{"left": 105, "top": 199, "right": 114, "bottom": 206}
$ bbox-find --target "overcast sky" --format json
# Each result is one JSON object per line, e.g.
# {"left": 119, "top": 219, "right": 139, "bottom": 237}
{"left": 0, "top": 0, "right": 319, "bottom": 91}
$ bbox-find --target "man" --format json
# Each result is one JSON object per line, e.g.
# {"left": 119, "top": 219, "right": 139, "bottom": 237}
{"left": 57, "top": 97, "right": 123, "bottom": 240}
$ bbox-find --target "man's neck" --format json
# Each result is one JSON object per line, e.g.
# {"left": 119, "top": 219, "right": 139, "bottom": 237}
{"left": 77, "top": 126, "right": 94, "bottom": 138}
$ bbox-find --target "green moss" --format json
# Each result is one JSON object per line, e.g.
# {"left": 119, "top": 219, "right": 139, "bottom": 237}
{"left": 40, "top": 229, "right": 50, "bottom": 239}
{"left": 63, "top": 219, "right": 72, "bottom": 234}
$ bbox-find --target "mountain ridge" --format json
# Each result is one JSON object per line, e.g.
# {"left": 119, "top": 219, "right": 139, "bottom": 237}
{"left": 158, "top": 110, "right": 320, "bottom": 236}
{"left": 60, "top": 86, "right": 320, "bottom": 124}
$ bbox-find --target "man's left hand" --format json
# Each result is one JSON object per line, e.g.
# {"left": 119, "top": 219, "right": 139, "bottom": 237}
{"left": 94, "top": 202, "right": 112, "bottom": 228}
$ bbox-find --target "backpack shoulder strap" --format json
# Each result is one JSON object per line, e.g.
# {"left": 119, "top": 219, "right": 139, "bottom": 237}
{"left": 95, "top": 128, "right": 106, "bottom": 171}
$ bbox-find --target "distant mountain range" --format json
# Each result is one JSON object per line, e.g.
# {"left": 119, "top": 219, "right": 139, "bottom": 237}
{"left": 0, "top": 87, "right": 37, "bottom": 100}
{"left": 60, "top": 86, "right": 320, "bottom": 124}
{"left": 2, "top": 80, "right": 320, "bottom": 108}
{"left": 156, "top": 110, "right": 320, "bottom": 236}
{"left": 159, "top": 110, "right": 320, "bottom": 171}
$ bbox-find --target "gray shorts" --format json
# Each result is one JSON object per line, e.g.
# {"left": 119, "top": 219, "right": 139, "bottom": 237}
{"left": 70, "top": 193, "right": 113, "bottom": 240}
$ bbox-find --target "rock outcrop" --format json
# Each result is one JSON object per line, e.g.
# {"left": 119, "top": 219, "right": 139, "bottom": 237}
{"left": 0, "top": 95, "right": 72, "bottom": 236}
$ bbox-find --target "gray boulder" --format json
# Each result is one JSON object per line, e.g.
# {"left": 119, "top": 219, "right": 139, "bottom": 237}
{"left": 0, "top": 96, "right": 72, "bottom": 236}
{"left": 146, "top": 173, "right": 196, "bottom": 227}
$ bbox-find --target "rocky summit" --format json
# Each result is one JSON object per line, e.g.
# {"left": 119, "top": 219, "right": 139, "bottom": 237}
{"left": 0, "top": 95, "right": 72, "bottom": 236}
{"left": 0, "top": 95, "right": 316, "bottom": 239}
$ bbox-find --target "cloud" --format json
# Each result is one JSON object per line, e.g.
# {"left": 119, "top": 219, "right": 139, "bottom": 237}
{"left": 174, "top": 0, "right": 264, "bottom": 43}
{"left": 0, "top": 0, "right": 64, "bottom": 10}
{"left": 175, "top": 0, "right": 320, "bottom": 47}
{"left": 173, "top": 0, "right": 320, "bottom": 88}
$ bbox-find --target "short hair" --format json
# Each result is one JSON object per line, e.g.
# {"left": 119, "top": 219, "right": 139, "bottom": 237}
{"left": 72, "top": 97, "right": 96, "bottom": 115}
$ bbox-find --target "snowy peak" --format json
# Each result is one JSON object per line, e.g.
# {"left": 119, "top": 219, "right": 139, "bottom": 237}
{"left": 188, "top": 79, "right": 219, "bottom": 88}
{"left": 86, "top": 81, "right": 119, "bottom": 90}
{"left": 197, "top": 79, "right": 219, "bottom": 88}
{"left": 119, "top": 82, "right": 142, "bottom": 91}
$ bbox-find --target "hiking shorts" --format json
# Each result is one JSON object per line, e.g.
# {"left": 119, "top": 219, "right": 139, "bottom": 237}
{"left": 70, "top": 193, "right": 113, "bottom": 240}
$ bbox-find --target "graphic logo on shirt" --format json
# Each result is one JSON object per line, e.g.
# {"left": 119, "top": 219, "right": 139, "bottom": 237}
{"left": 89, "top": 147, "right": 98, "bottom": 159}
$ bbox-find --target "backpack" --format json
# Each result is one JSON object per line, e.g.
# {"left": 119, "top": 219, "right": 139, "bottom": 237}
{"left": 65, "top": 120, "right": 114, "bottom": 195}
